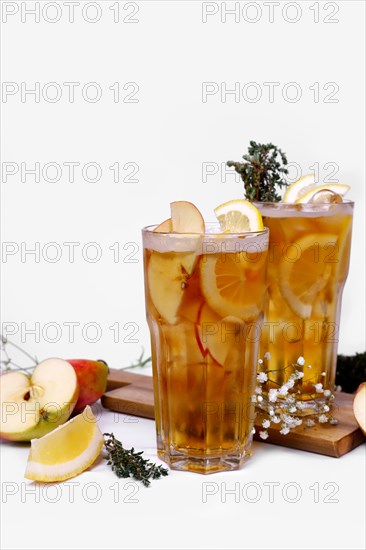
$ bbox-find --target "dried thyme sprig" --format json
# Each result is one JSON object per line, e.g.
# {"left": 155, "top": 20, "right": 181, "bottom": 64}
{"left": 103, "top": 433, "right": 168, "bottom": 487}
{"left": 0, "top": 335, "right": 38, "bottom": 374}
{"left": 227, "top": 141, "right": 289, "bottom": 202}
{"left": 119, "top": 348, "right": 151, "bottom": 371}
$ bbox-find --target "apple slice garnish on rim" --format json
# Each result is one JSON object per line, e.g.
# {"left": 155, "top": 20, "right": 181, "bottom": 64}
{"left": 154, "top": 218, "right": 172, "bottom": 232}
{"left": 170, "top": 201, "right": 205, "bottom": 233}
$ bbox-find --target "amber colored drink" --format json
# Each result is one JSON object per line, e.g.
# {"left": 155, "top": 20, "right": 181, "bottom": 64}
{"left": 256, "top": 202, "right": 353, "bottom": 402}
{"left": 142, "top": 224, "right": 269, "bottom": 473}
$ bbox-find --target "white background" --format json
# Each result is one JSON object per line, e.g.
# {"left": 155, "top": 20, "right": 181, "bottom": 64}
{"left": 1, "top": 2, "right": 365, "bottom": 549}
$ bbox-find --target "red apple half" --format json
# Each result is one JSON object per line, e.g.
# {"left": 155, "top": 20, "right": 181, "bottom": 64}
{"left": 67, "top": 359, "right": 109, "bottom": 414}
{"left": 353, "top": 382, "right": 366, "bottom": 435}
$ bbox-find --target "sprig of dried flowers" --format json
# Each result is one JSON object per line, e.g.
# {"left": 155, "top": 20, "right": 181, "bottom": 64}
{"left": 252, "top": 353, "right": 338, "bottom": 440}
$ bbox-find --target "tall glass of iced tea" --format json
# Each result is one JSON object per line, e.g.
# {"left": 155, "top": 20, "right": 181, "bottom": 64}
{"left": 142, "top": 223, "right": 269, "bottom": 473}
{"left": 256, "top": 201, "right": 353, "bottom": 409}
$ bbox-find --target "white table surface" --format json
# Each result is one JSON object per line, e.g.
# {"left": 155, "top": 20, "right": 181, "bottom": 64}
{"left": 1, "top": 374, "right": 365, "bottom": 550}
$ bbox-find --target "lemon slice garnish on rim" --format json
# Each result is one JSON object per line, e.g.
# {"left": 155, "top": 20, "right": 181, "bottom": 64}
{"left": 282, "top": 174, "right": 317, "bottom": 203}
{"left": 295, "top": 183, "right": 350, "bottom": 203}
{"left": 214, "top": 199, "right": 264, "bottom": 232}
{"left": 283, "top": 174, "right": 350, "bottom": 203}
{"left": 25, "top": 406, "right": 104, "bottom": 482}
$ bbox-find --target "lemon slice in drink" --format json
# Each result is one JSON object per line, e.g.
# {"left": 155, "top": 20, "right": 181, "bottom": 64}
{"left": 279, "top": 233, "right": 338, "bottom": 319}
{"left": 214, "top": 199, "right": 264, "bottom": 232}
{"left": 25, "top": 406, "right": 104, "bottom": 482}
{"left": 200, "top": 248, "right": 267, "bottom": 321}
{"left": 295, "top": 184, "right": 350, "bottom": 203}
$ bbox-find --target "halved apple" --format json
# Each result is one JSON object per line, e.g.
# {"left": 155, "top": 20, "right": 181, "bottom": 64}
{"left": 171, "top": 201, "right": 205, "bottom": 233}
{"left": 0, "top": 358, "right": 79, "bottom": 441}
{"left": 353, "top": 382, "right": 366, "bottom": 435}
{"left": 67, "top": 359, "right": 108, "bottom": 414}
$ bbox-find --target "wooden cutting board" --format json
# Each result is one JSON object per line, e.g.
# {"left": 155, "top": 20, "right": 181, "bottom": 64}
{"left": 101, "top": 369, "right": 365, "bottom": 458}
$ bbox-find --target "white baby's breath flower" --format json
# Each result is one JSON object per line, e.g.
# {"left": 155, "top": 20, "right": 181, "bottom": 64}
{"left": 255, "top": 385, "right": 262, "bottom": 394}
{"left": 323, "top": 405, "right": 330, "bottom": 412}
{"left": 269, "top": 408, "right": 275, "bottom": 416}
{"left": 280, "top": 427, "right": 290, "bottom": 435}
{"left": 318, "top": 414, "right": 328, "bottom": 423}
{"left": 321, "top": 372, "right": 326, "bottom": 376}
{"left": 307, "top": 364, "right": 312, "bottom": 369}
{"left": 295, "top": 371, "right": 304, "bottom": 379}
{"left": 324, "top": 389, "right": 331, "bottom": 397}
{"left": 306, "top": 418, "right": 315, "bottom": 427}
{"left": 297, "top": 356, "right": 305, "bottom": 366}
{"left": 264, "top": 352, "right": 271, "bottom": 360}
{"left": 259, "top": 430, "right": 269, "bottom": 440}
{"left": 314, "top": 383, "right": 324, "bottom": 393}
{"left": 251, "top": 395, "right": 257, "bottom": 403}
{"left": 329, "top": 417, "right": 339, "bottom": 425}
{"left": 268, "top": 389, "right": 278, "bottom": 402}
{"left": 257, "top": 395, "right": 263, "bottom": 402}
{"left": 285, "top": 378, "right": 295, "bottom": 389}
{"left": 285, "top": 394, "right": 296, "bottom": 404}
{"left": 295, "top": 418, "right": 302, "bottom": 426}
{"left": 258, "top": 359, "right": 263, "bottom": 365}
{"left": 262, "top": 419, "right": 271, "bottom": 429}
{"left": 278, "top": 385, "right": 289, "bottom": 397}
{"left": 257, "top": 372, "right": 268, "bottom": 383}
{"left": 272, "top": 416, "right": 280, "bottom": 424}
{"left": 282, "top": 414, "right": 298, "bottom": 428}
{"left": 289, "top": 406, "right": 297, "bottom": 413}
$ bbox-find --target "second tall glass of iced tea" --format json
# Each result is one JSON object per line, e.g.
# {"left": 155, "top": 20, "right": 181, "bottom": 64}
{"left": 256, "top": 201, "right": 353, "bottom": 407}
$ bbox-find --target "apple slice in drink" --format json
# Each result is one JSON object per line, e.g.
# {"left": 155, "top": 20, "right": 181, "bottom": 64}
{"left": 147, "top": 201, "right": 204, "bottom": 324}
{"left": 0, "top": 358, "right": 79, "bottom": 442}
{"left": 147, "top": 251, "right": 199, "bottom": 324}
{"left": 195, "top": 303, "right": 245, "bottom": 366}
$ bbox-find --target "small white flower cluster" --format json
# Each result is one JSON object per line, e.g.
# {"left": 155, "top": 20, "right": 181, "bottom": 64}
{"left": 253, "top": 354, "right": 338, "bottom": 440}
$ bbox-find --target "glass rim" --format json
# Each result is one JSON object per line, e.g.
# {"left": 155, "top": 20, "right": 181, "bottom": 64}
{"left": 142, "top": 223, "right": 270, "bottom": 238}
{"left": 252, "top": 199, "right": 354, "bottom": 209}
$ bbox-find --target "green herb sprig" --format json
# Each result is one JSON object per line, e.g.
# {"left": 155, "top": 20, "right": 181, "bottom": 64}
{"left": 227, "top": 141, "right": 289, "bottom": 202}
{"left": 103, "top": 433, "right": 168, "bottom": 487}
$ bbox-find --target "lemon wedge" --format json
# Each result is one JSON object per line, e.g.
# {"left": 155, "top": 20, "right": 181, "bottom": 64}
{"left": 214, "top": 199, "right": 264, "bottom": 232}
{"left": 282, "top": 174, "right": 317, "bottom": 203}
{"left": 25, "top": 406, "right": 104, "bottom": 482}
{"left": 278, "top": 233, "right": 338, "bottom": 319}
{"left": 295, "top": 184, "right": 350, "bottom": 203}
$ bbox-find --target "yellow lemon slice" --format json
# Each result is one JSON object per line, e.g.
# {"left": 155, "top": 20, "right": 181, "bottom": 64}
{"left": 25, "top": 406, "right": 104, "bottom": 482}
{"left": 214, "top": 199, "right": 264, "bottom": 233}
{"left": 279, "top": 233, "right": 338, "bottom": 319}
{"left": 295, "top": 184, "right": 350, "bottom": 203}
{"left": 282, "top": 174, "right": 317, "bottom": 202}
